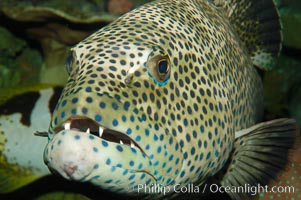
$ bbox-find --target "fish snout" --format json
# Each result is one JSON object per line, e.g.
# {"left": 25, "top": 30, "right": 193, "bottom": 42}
{"left": 64, "top": 162, "right": 78, "bottom": 177}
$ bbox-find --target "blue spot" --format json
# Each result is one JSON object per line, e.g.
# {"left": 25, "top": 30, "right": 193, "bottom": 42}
{"left": 61, "top": 100, "right": 67, "bottom": 107}
{"left": 145, "top": 179, "right": 151, "bottom": 185}
{"left": 131, "top": 148, "right": 137, "bottom": 154}
{"left": 192, "top": 131, "right": 197, "bottom": 138}
{"left": 129, "top": 160, "right": 135, "bottom": 166}
{"left": 130, "top": 115, "right": 135, "bottom": 122}
{"left": 191, "top": 147, "right": 195, "bottom": 155}
{"left": 72, "top": 98, "right": 78, "bottom": 104}
{"left": 124, "top": 102, "right": 130, "bottom": 111}
{"left": 183, "top": 152, "right": 188, "bottom": 159}
{"left": 206, "top": 152, "right": 211, "bottom": 160}
{"left": 199, "top": 153, "right": 204, "bottom": 160}
{"left": 169, "top": 137, "right": 173, "bottom": 145}
{"left": 92, "top": 175, "right": 100, "bottom": 179}
{"left": 215, "top": 150, "right": 219, "bottom": 157}
{"left": 175, "top": 158, "right": 180, "bottom": 165}
{"left": 111, "top": 166, "right": 116, "bottom": 172}
{"left": 180, "top": 140, "right": 184, "bottom": 148}
{"left": 162, "top": 162, "right": 166, "bottom": 168}
{"left": 99, "top": 102, "right": 106, "bottom": 108}
{"left": 190, "top": 166, "right": 195, "bottom": 172}
{"left": 138, "top": 163, "right": 143, "bottom": 169}
{"left": 140, "top": 173, "right": 145, "bottom": 179}
{"left": 106, "top": 158, "right": 111, "bottom": 165}
{"left": 169, "top": 155, "right": 174, "bottom": 161}
{"left": 93, "top": 147, "right": 98, "bottom": 153}
{"left": 57, "top": 140, "right": 62, "bottom": 145}
{"left": 154, "top": 134, "right": 158, "bottom": 141}
{"left": 94, "top": 164, "right": 99, "bottom": 169}
{"left": 136, "top": 125, "right": 140, "bottom": 130}
{"left": 157, "top": 147, "right": 162, "bottom": 153}
{"left": 154, "top": 161, "right": 159, "bottom": 166}
{"left": 82, "top": 107, "right": 88, "bottom": 114}
{"left": 123, "top": 170, "right": 128, "bottom": 175}
{"left": 167, "top": 167, "right": 172, "bottom": 173}
{"left": 160, "top": 134, "right": 164, "bottom": 141}
{"left": 200, "top": 125, "right": 205, "bottom": 132}
{"left": 145, "top": 144, "right": 150, "bottom": 150}
{"left": 112, "top": 102, "right": 119, "bottom": 110}
{"left": 61, "top": 111, "right": 65, "bottom": 118}
{"left": 177, "top": 126, "right": 182, "bottom": 132}
{"left": 208, "top": 132, "right": 212, "bottom": 139}
{"left": 145, "top": 129, "right": 150, "bottom": 136}
{"left": 95, "top": 114, "right": 102, "bottom": 122}
{"left": 116, "top": 145, "right": 123, "bottom": 152}
{"left": 75, "top": 135, "right": 80, "bottom": 140}
{"left": 187, "top": 106, "right": 192, "bottom": 114}
{"left": 105, "top": 179, "right": 112, "bottom": 183}
{"left": 135, "top": 135, "right": 141, "bottom": 142}
{"left": 86, "top": 97, "right": 93, "bottom": 103}
{"left": 54, "top": 117, "right": 58, "bottom": 125}
{"left": 204, "top": 141, "right": 207, "bottom": 148}
{"left": 183, "top": 119, "right": 188, "bottom": 126}
{"left": 186, "top": 134, "right": 191, "bottom": 142}
{"left": 71, "top": 109, "right": 77, "bottom": 115}
{"left": 102, "top": 140, "right": 108, "bottom": 147}
{"left": 175, "top": 143, "right": 179, "bottom": 151}
{"left": 126, "top": 128, "right": 132, "bottom": 135}
{"left": 122, "top": 115, "right": 127, "bottom": 122}
{"left": 180, "top": 171, "right": 185, "bottom": 178}
{"left": 89, "top": 135, "right": 95, "bottom": 140}
{"left": 86, "top": 87, "right": 92, "bottom": 92}
{"left": 172, "top": 129, "right": 177, "bottom": 136}
{"left": 129, "top": 174, "right": 135, "bottom": 180}
{"left": 112, "top": 119, "right": 118, "bottom": 126}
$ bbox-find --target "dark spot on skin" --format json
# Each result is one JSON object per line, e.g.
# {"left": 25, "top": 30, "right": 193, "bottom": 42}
{"left": 0, "top": 92, "right": 40, "bottom": 126}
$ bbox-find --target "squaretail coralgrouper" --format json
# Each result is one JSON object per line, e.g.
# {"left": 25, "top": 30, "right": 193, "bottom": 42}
{"left": 0, "top": 0, "right": 300, "bottom": 199}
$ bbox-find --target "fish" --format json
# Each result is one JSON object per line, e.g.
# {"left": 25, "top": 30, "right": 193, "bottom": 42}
{"left": 0, "top": 0, "right": 300, "bottom": 199}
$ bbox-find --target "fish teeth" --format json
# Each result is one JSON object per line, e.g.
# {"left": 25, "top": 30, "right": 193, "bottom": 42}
{"left": 99, "top": 126, "right": 104, "bottom": 137}
{"left": 64, "top": 122, "right": 71, "bottom": 130}
{"left": 120, "top": 140, "right": 124, "bottom": 145}
{"left": 130, "top": 141, "right": 136, "bottom": 148}
{"left": 86, "top": 128, "right": 90, "bottom": 133}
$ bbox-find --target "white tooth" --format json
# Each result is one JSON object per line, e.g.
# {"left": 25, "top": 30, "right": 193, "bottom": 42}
{"left": 130, "top": 141, "right": 136, "bottom": 148}
{"left": 99, "top": 126, "right": 104, "bottom": 137}
{"left": 120, "top": 140, "right": 124, "bottom": 145}
{"left": 86, "top": 128, "right": 90, "bottom": 133}
{"left": 64, "top": 122, "right": 71, "bottom": 130}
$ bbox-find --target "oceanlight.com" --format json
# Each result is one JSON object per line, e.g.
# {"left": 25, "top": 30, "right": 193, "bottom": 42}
{"left": 134, "top": 183, "right": 295, "bottom": 196}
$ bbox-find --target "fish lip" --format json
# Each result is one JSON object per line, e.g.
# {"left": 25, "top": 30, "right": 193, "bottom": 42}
{"left": 53, "top": 116, "right": 147, "bottom": 156}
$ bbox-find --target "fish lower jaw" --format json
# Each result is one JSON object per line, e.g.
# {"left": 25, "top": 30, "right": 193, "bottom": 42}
{"left": 53, "top": 116, "right": 146, "bottom": 156}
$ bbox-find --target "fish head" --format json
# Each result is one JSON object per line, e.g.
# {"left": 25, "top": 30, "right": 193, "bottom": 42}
{"left": 44, "top": 1, "right": 233, "bottom": 194}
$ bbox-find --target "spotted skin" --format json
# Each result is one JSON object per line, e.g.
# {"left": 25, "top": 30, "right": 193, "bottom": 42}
{"left": 44, "top": 0, "right": 279, "bottom": 198}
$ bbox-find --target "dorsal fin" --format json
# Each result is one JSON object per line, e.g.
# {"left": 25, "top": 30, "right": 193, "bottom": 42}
{"left": 210, "top": 0, "right": 282, "bottom": 70}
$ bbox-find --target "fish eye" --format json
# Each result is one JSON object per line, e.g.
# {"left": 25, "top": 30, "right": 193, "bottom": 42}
{"left": 146, "top": 47, "right": 171, "bottom": 86}
{"left": 157, "top": 59, "right": 169, "bottom": 75}
{"left": 155, "top": 57, "right": 170, "bottom": 82}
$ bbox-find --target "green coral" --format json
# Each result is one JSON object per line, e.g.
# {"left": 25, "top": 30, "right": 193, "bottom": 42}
{"left": 0, "top": 27, "right": 42, "bottom": 88}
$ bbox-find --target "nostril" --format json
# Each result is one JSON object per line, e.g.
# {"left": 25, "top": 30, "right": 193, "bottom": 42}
{"left": 64, "top": 163, "right": 78, "bottom": 177}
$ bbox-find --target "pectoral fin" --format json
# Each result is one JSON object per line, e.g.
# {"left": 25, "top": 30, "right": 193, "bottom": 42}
{"left": 220, "top": 118, "right": 300, "bottom": 200}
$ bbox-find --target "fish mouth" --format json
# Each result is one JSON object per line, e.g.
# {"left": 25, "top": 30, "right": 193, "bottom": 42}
{"left": 53, "top": 116, "right": 147, "bottom": 156}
